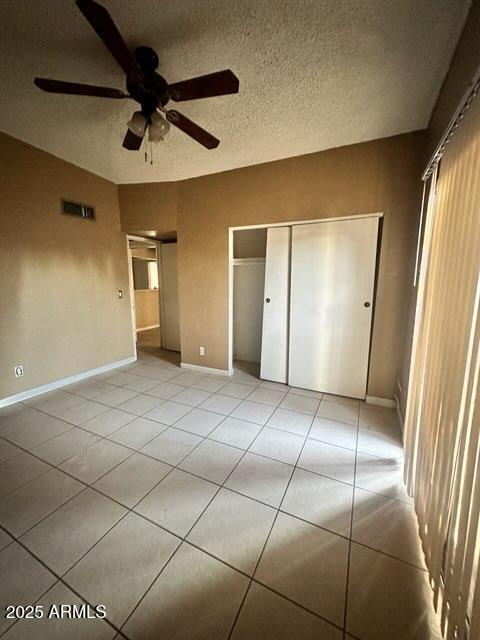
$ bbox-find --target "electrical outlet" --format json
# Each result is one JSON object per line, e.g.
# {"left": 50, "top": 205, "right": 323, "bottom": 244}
{"left": 14, "top": 365, "right": 24, "bottom": 378}
{"left": 199, "top": 346, "right": 205, "bottom": 356}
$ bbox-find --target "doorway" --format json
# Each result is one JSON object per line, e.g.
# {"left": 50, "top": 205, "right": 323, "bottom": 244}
{"left": 127, "top": 236, "right": 181, "bottom": 355}
{"left": 229, "top": 214, "right": 381, "bottom": 398}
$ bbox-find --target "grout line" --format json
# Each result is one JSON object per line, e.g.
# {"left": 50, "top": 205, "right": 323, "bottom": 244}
{"left": 342, "top": 403, "right": 360, "bottom": 639}
{"left": 227, "top": 406, "right": 317, "bottom": 639}
{"left": 0, "top": 352, "right": 411, "bottom": 639}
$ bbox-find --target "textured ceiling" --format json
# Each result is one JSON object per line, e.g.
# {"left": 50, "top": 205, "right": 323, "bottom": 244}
{"left": 0, "top": 0, "right": 471, "bottom": 183}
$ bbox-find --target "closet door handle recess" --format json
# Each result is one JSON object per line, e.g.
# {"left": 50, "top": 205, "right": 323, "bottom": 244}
{"left": 364, "top": 301, "right": 371, "bottom": 307}
{"left": 265, "top": 297, "right": 271, "bottom": 303}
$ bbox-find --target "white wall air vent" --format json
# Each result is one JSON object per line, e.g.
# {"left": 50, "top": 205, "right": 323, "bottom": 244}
{"left": 61, "top": 199, "right": 95, "bottom": 220}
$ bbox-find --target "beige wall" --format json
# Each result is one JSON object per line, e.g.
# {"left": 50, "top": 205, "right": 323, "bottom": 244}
{"left": 118, "top": 132, "right": 425, "bottom": 399}
{"left": 175, "top": 132, "right": 425, "bottom": 398}
{"left": 0, "top": 132, "right": 134, "bottom": 399}
{"left": 134, "top": 290, "right": 159, "bottom": 330}
{"left": 118, "top": 182, "right": 177, "bottom": 236}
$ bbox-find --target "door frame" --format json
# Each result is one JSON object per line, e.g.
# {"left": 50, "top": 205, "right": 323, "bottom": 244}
{"left": 126, "top": 234, "right": 161, "bottom": 353}
{"left": 227, "top": 212, "right": 383, "bottom": 375}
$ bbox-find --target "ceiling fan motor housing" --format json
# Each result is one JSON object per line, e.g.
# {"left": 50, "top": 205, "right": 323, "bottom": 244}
{"left": 127, "top": 47, "right": 170, "bottom": 115}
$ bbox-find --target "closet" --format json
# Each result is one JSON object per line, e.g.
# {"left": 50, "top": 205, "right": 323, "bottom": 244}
{"left": 259, "top": 216, "right": 380, "bottom": 399}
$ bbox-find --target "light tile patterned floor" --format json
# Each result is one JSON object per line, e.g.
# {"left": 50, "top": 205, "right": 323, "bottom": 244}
{"left": 0, "top": 349, "right": 441, "bottom": 640}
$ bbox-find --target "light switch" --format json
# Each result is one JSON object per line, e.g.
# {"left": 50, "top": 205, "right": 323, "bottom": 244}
{"left": 118, "top": 290, "right": 123, "bottom": 299}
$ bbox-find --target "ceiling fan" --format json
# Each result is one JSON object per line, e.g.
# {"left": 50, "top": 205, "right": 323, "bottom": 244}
{"left": 34, "top": 0, "right": 239, "bottom": 151}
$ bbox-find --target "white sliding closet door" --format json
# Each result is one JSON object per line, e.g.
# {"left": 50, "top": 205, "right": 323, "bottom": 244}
{"left": 260, "top": 227, "right": 291, "bottom": 383}
{"left": 160, "top": 243, "right": 181, "bottom": 352}
{"left": 289, "top": 217, "right": 379, "bottom": 398}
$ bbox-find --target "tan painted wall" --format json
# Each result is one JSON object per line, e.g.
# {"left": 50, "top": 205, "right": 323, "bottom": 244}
{"left": 118, "top": 182, "right": 177, "bottom": 236}
{"left": 176, "top": 131, "right": 425, "bottom": 398}
{"left": 0, "top": 132, "right": 134, "bottom": 399}
{"left": 134, "top": 290, "right": 159, "bottom": 329}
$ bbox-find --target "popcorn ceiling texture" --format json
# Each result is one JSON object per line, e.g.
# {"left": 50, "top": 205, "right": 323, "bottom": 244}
{"left": 0, "top": 0, "right": 470, "bottom": 183}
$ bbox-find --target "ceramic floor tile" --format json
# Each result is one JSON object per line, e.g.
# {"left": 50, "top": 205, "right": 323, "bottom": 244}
{"left": 67, "top": 380, "right": 117, "bottom": 400}
{"left": 298, "top": 438, "right": 356, "bottom": 485}
{"left": 0, "top": 406, "right": 56, "bottom": 437}
{"left": 346, "top": 543, "right": 440, "bottom": 640}
{"left": 225, "top": 452, "right": 293, "bottom": 507}
{"left": 6, "top": 416, "right": 72, "bottom": 449}
{"left": 32, "top": 428, "right": 100, "bottom": 466}
{"left": 357, "top": 426, "right": 404, "bottom": 458}
{"left": 56, "top": 400, "right": 108, "bottom": 426}
{"left": 94, "top": 453, "right": 172, "bottom": 508}
{"left": 199, "top": 394, "right": 243, "bottom": 415}
{"left": 123, "top": 375, "right": 160, "bottom": 393}
{"left": 60, "top": 439, "right": 132, "bottom": 484}
{"left": 64, "top": 512, "right": 179, "bottom": 627}
{"left": 169, "top": 373, "right": 204, "bottom": 387}
{"left": 231, "top": 581, "right": 343, "bottom": 640}
{"left": 81, "top": 408, "right": 135, "bottom": 436}
{"left": 259, "top": 380, "right": 290, "bottom": 392}
{"left": 309, "top": 416, "right": 358, "bottom": 451}
{"left": 279, "top": 393, "right": 320, "bottom": 415}
{"left": 140, "top": 427, "right": 202, "bottom": 465}
{"left": 179, "top": 439, "right": 243, "bottom": 484}
{"left": 219, "top": 381, "right": 255, "bottom": 399}
{"left": 188, "top": 488, "right": 276, "bottom": 575}
{"left": 0, "top": 542, "right": 57, "bottom": 634}
{"left": 0, "top": 438, "right": 22, "bottom": 463}
{"left": 249, "top": 427, "right": 304, "bottom": 465}
{"left": 146, "top": 382, "right": 186, "bottom": 399}
{"left": 174, "top": 408, "right": 225, "bottom": 436}
{"left": 355, "top": 451, "right": 411, "bottom": 502}
{"left": 359, "top": 404, "right": 399, "bottom": 431}
{"left": 172, "top": 388, "right": 212, "bottom": 407}
{"left": 124, "top": 542, "right": 249, "bottom": 640}
{"left": 247, "top": 387, "right": 287, "bottom": 406}
{"left": 116, "top": 394, "right": 164, "bottom": 416}
{"left": 104, "top": 372, "right": 140, "bottom": 387}
{"left": 35, "top": 392, "right": 86, "bottom": 416}
{"left": 281, "top": 467, "right": 353, "bottom": 536}
{"left": 255, "top": 512, "right": 349, "bottom": 626}
{"left": 108, "top": 416, "right": 169, "bottom": 449}
{"left": 231, "top": 400, "right": 275, "bottom": 425}
{"left": 93, "top": 387, "right": 139, "bottom": 407}
{"left": 0, "top": 469, "right": 83, "bottom": 536}
{"left": 0, "top": 528, "right": 13, "bottom": 551}
{"left": 209, "top": 417, "right": 263, "bottom": 449}
{"left": 352, "top": 488, "right": 424, "bottom": 567}
{"left": 288, "top": 387, "right": 323, "bottom": 399}
{"left": 322, "top": 394, "right": 360, "bottom": 407}
{"left": 192, "top": 377, "right": 229, "bottom": 393}
{"left": 135, "top": 468, "right": 217, "bottom": 536}
{"left": 266, "top": 408, "right": 313, "bottom": 436}
{"left": 316, "top": 400, "right": 359, "bottom": 426}
{"left": 2, "top": 581, "right": 116, "bottom": 639}
{"left": 21, "top": 488, "right": 126, "bottom": 574}
{"left": 0, "top": 452, "right": 51, "bottom": 499}
{"left": 143, "top": 401, "right": 192, "bottom": 425}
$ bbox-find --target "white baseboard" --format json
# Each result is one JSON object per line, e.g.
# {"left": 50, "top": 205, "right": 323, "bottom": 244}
{"left": 181, "top": 362, "right": 234, "bottom": 377}
{"left": 0, "top": 356, "right": 137, "bottom": 409}
{"left": 365, "top": 395, "right": 397, "bottom": 408}
{"left": 136, "top": 324, "right": 160, "bottom": 332}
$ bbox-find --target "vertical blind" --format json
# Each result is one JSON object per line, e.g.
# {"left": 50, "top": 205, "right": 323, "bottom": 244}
{"left": 403, "top": 94, "right": 480, "bottom": 640}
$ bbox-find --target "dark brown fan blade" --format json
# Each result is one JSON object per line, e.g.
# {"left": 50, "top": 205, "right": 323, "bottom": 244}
{"left": 76, "top": 0, "right": 140, "bottom": 79}
{"left": 168, "top": 70, "right": 239, "bottom": 102}
{"left": 123, "top": 129, "right": 143, "bottom": 150}
{"left": 34, "top": 78, "right": 126, "bottom": 99}
{"left": 166, "top": 110, "right": 220, "bottom": 149}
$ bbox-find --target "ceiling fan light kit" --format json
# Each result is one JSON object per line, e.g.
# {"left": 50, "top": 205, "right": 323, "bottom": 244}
{"left": 33, "top": 0, "right": 239, "bottom": 157}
